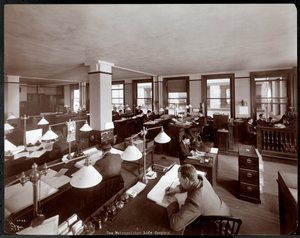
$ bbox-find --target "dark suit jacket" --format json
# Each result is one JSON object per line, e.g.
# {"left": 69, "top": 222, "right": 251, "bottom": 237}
{"left": 179, "top": 141, "right": 192, "bottom": 165}
{"left": 94, "top": 152, "right": 123, "bottom": 180}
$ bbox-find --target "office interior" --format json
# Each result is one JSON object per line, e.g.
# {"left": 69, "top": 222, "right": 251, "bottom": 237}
{"left": 3, "top": 4, "right": 298, "bottom": 236}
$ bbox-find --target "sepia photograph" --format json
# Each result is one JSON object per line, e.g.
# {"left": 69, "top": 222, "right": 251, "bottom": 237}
{"left": 3, "top": 3, "right": 297, "bottom": 235}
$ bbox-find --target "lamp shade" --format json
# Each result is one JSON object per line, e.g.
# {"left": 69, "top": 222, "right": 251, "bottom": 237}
{"left": 121, "top": 144, "right": 142, "bottom": 161}
{"left": 41, "top": 127, "right": 59, "bottom": 141}
{"left": 70, "top": 164, "right": 102, "bottom": 188}
{"left": 154, "top": 129, "right": 171, "bottom": 144}
{"left": 5, "top": 138, "right": 16, "bottom": 152}
{"left": 4, "top": 122, "right": 14, "bottom": 132}
{"left": 7, "top": 114, "right": 17, "bottom": 120}
{"left": 80, "top": 120, "right": 93, "bottom": 132}
{"left": 37, "top": 116, "right": 49, "bottom": 125}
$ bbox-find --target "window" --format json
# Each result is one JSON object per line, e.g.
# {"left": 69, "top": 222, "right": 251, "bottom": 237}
{"left": 163, "top": 77, "right": 189, "bottom": 115}
{"left": 112, "top": 81, "right": 125, "bottom": 111}
{"left": 202, "top": 74, "right": 235, "bottom": 118}
{"left": 136, "top": 82, "right": 153, "bottom": 113}
{"left": 73, "top": 89, "right": 80, "bottom": 112}
{"left": 250, "top": 69, "right": 294, "bottom": 120}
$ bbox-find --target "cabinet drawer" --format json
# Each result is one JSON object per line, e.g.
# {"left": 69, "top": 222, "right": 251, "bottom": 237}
{"left": 239, "top": 156, "right": 258, "bottom": 170}
{"left": 239, "top": 169, "right": 259, "bottom": 185}
{"left": 240, "top": 182, "right": 260, "bottom": 199}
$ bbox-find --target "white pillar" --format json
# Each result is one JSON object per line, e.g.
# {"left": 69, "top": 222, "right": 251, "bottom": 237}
{"left": 88, "top": 61, "right": 113, "bottom": 131}
{"left": 5, "top": 75, "right": 20, "bottom": 118}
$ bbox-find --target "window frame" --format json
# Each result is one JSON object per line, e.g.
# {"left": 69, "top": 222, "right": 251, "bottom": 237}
{"left": 202, "top": 73, "right": 235, "bottom": 118}
{"left": 133, "top": 79, "right": 154, "bottom": 112}
{"left": 163, "top": 76, "right": 190, "bottom": 114}
{"left": 250, "top": 69, "right": 294, "bottom": 121}
{"left": 111, "top": 80, "right": 125, "bottom": 110}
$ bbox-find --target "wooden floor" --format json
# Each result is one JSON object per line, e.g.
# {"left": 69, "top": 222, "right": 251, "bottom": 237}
{"left": 121, "top": 150, "right": 297, "bottom": 235}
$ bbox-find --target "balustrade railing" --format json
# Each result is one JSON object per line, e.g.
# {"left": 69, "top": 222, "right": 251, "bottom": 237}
{"left": 256, "top": 126, "right": 297, "bottom": 160}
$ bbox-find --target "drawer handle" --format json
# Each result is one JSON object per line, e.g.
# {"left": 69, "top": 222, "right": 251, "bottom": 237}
{"left": 247, "top": 186, "right": 253, "bottom": 191}
{"left": 247, "top": 172, "right": 252, "bottom": 178}
{"left": 246, "top": 158, "right": 252, "bottom": 164}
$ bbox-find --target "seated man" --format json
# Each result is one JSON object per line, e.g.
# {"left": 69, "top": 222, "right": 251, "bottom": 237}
{"left": 179, "top": 134, "right": 193, "bottom": 165}
{"left": 244, "top": 117, "right": 256, "bottom": 145}
{"left": 255, "top": 113, "right": 269, "bottom": 127}
{"left": 165, "top": 164, "right": 231, "bottom": 233}
{"left": 94, "top": 141, "right": 123, "bottom": 181}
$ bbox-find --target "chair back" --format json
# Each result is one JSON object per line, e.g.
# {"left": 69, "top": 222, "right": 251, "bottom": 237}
{"left": 184, "top": 215, "right": 242, "bottom": 235}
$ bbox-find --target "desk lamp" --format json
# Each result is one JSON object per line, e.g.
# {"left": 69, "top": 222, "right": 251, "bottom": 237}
{"left": 7, "top": 154, "right": 102, "bottom": 228}
{"left": 37, "top": 116, "right": 49, "bottom": 126}
{"left": 4, "top": 122, "right": 14, "bottom": 134}
{"left": 121, "top": 126, "right": 171, "bottom": 184}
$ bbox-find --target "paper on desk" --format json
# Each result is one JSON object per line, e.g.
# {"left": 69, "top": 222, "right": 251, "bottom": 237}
{"left": 14, "top": 151, "right": 30, "bottom": 160}
{"left": 41, "top": 169, "right": 70, "bottom": 189}
{"left": 209, "top": 147, "right": 219, "bottom": 154}
{"left": 74, "top": 151, "right": 102, "bottom": 169}
{"left": 147, "top": 175, "right": 187, "bottom": 208}
{"left": 28, "top": 149, "right": 47, "bottom": 158}
{"left": 5, "top": 180, "right": 58, "bottom": 214}
{"left": 17, "top": 215, "right": 59, "bottom": 235}
{"left": 9, "top": 145, "right": 26, "bottom": 156}
{"left": 110, "top": 147, "right": 123, "bottom": 155}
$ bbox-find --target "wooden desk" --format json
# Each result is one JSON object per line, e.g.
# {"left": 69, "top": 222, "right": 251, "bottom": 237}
{"left": 4, "top": 149, "right": 124, "bottom": 234}
{"left": 90, "top": 172, "right": 181, "bottom": 235}
{"left": 184, "top": 152, "right": 218, "bottom": 187}
{"left": 113, "top": 141, "right": 154, "bottom": 178}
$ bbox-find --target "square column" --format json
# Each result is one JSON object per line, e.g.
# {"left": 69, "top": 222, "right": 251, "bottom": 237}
{"left": 88, "top": 61, "right": 113, "bottom": 131}
{"left": 5, "top": 75, "right": 20, "bottom": 118}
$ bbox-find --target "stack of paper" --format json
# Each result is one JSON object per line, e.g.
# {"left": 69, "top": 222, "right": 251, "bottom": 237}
{"left": 126, "top": 181, "right": 146, "bottom": 198}
{"left": 17, "top": 215, "right": 59, "bottom": 235}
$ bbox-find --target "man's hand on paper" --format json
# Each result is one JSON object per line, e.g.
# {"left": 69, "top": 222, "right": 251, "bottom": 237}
{"left": 166, "top": 194, "right": 177, "bottom": 203}
{"left": 165, "top": 186, "right": 180, "bottom": 195}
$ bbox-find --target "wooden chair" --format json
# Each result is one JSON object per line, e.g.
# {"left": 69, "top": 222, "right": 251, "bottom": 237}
{"left": 184, "top": 215, "right": 242, "bottom": 235}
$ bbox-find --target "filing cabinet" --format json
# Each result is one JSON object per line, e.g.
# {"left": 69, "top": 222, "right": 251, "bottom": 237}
{"left": 238, "top": 144, "right": 261, "bottom": 203}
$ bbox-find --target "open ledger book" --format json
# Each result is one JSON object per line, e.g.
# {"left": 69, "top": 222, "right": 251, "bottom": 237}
{"left": 147, "top": 164, "right": 206, "bottom": 208}
{"left": 5, "top": 168, "right": 70, "bottom": 215}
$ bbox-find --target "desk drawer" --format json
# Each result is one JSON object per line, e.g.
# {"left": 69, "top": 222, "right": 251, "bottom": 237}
{"left": 239, "top": 156, "right": 258, "bottom": 170}
{"left": 240, "top": 182, "right": 259, "bottom": 199}
{"left": 239, "top": 169, "right": 259, "bottom": 185}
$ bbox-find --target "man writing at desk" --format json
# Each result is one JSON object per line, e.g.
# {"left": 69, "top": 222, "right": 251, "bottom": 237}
{"left": 165, "top": 164, "right": 231, "bottom": 233}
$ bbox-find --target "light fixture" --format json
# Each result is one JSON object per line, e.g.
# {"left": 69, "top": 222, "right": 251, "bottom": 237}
{"left": 41, "top": 126, "right": 59, "bottom": 141}
{"left": 121, "top": 139, "right": 143, "bottom": 161}
{"left": 79, "top": 120, "right": 93, "bottom": 132}
{"left": 7, "top": 113, "right": 17, "bottom": 120}
{"left": 9, "top": 154, "right": 102, "bottom": 228}
{"left": 70, "top": 159, "right": 102, "bottom": 188}
{"left": 154, "top": 128, "right": 171, "bottom": 144}
{"left": 121, "top": 126, "right": 171, "bottom": 184}
{"left": 37, "top": 116, "right": 49, "bottom": 126}
{"left": 4, "top": 137, "right": 16, "bottom": 152}
{"left": 4, "top": 122, "right": 14, "bottom": 134}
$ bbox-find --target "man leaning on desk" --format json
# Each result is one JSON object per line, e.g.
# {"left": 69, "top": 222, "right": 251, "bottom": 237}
{"left": 165, "top": 164, "right": 231, "bottom": 233}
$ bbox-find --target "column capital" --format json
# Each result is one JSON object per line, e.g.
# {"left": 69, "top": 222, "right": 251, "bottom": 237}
{"left": 86, "top": 60, "right": 115, "bottom": 74}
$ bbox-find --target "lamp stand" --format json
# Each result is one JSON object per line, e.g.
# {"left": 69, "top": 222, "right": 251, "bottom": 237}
{"left": 20, "top": 163, "right": 48, "bottom": 227}
{"left": 67, "top": 141, "right": 73, "bottom": 159}
{"left": 22, "top": 114, "right": 29, "bottom": 145}
{"left": 142, "top": 128, "right": 148, "bottom": 184}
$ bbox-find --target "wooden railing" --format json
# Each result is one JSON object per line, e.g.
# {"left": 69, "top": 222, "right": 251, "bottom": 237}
{"left": 256, "top": 126, "right": 297, "bottom": 161}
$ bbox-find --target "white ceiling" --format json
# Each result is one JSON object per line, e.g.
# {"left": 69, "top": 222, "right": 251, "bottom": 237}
{"left": 4, "top": 4, "right": 297, "bottom": 85}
